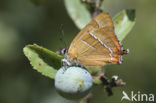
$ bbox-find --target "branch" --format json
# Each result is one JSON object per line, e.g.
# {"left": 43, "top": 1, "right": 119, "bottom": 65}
{"left": 93, "top": 70, "right": 126, "bottom": 96}
{"left": 80, "top": 93, "right": 93, "bottom": 103}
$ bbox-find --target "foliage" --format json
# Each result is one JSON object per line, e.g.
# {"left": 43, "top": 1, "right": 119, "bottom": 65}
{"left": 113, "top": 9, "right": 136, "bottom": 41}
{"left": 23, "top": 44, "right": 62, "bottom": 79}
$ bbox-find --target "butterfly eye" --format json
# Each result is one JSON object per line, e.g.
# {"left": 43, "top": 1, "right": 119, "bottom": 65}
{"left": 56, "top": 48, "right": 68, "bottom": 55}
{"left": 61, "top": 48, "right": 67, "bottom": 54}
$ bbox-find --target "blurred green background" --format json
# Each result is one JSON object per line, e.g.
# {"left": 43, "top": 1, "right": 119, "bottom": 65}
{"left": 0, "top": 0, "right": 155, "bottom": 103}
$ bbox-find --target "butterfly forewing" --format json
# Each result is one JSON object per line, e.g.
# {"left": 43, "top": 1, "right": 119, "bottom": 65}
{"left": 94, "top": 13, "right": 114, "bottom": 30}
{"left": 67, "top": 12, "right": 123, "bottom": 66}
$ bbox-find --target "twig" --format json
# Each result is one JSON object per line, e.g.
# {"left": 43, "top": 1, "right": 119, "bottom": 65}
{"left": 93, "top": 69, "right": 126, "bottom": 96}
{"left": 81, "top": 0, "right": 104, "bottom": 18}
{"left": 80, "top": 93, "right": 93, "bottom": 103}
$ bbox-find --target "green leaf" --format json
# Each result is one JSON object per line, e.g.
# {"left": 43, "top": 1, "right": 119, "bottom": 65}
{"left": 113, "top": 9, "right": 136, "bottom": 41}
{"left": 64, "top": 0, "right": 92, "bottom": 29}
{"left": 23, "top": 44, "right": 62, "bottom": 79}
{"left": 64, "top": 0, "right": 136, "bottom": 41}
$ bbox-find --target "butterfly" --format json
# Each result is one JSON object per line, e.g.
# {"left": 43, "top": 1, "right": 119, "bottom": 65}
{"left": 62, "top": 12, "right": 128, "bottom": 66}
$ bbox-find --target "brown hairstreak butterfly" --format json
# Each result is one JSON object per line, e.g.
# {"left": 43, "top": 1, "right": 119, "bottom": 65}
{"left": 62, "top": 12, "right": 128, "bottom": 66}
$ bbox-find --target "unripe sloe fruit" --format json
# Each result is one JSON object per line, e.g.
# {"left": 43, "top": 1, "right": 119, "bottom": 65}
{"left": 55, "top": 66, "right": 93, "bottom": 100}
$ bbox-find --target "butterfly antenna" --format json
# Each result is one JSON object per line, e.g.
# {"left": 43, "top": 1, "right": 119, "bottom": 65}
{"left": 60, "top": 24, "right": 68, "bottom": 49}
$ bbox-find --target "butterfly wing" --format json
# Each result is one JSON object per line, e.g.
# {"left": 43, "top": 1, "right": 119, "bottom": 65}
{"left": 67, "top": 12, "right": 124, "bottom": 66}
{"left": 77, "top": 28, "right": 123, "bottom": 66}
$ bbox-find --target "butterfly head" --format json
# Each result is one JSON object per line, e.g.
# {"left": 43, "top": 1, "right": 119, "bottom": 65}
{"left": 56, "top": 48, "right": 68, "bottom": 55}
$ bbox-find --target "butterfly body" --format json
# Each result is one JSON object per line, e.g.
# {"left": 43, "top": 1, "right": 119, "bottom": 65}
{"left": 63, "top": 12, "right": 128, "bottom": 67}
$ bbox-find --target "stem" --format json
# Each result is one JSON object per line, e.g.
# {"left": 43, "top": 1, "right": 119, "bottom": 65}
{"left": 80, "top": 93, "right": 93, "bottom": 103}
{"left": 81, "top": 0, "right": 104, "bottom": 18}
{"left": 92, "top": 69, "right": 126, "bottom": 96}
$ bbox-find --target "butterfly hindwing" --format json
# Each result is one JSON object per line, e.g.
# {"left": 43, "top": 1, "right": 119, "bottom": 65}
{"left": 67, "top": 12, "right": 123, "bottom": 66}
{"left": 77, "top": 28, "right": 122, "bottom": 66}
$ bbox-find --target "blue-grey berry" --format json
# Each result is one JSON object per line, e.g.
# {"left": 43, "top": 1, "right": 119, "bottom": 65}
{"left": 55, "top": 66, "right": 93, "bottom": 100}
